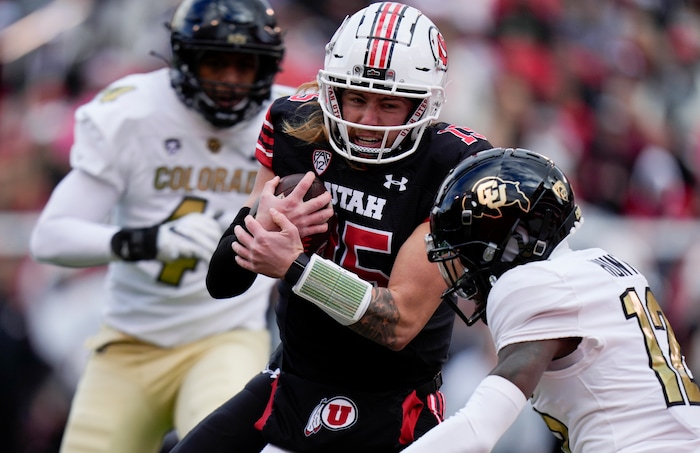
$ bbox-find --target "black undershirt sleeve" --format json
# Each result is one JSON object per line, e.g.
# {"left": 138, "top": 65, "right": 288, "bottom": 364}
{"left": 206, "top": 207, "right": 258, "bottom": 299}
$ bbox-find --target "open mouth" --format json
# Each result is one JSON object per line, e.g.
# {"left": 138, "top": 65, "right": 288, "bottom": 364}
{"left": 355, "top": 138, "right": 381, "bottom": 148}
{"left": 353, "top": 134, "right": 384, "bottom": 148}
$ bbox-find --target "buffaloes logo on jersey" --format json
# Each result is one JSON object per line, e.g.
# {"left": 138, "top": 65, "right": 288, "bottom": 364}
{"left": 207, "top": 138, "right": 222, "bottom": 153}
{"left": 304, "top": 396, "right": 358, "bottom": 437}
{"left": 469, "top": 176, "right": 531, "bottom": 218}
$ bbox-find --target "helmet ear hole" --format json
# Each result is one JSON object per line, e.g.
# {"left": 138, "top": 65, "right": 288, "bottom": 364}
{"left": 502, "top": 237, "right": 519, "bottom": 263}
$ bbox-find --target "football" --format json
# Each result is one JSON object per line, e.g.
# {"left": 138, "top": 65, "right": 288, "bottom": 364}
{"left": 275, "top": 173, "right": 332, "bottom": 255}
{"left": 275, "top": 173, "right": 326, "bottom": 200}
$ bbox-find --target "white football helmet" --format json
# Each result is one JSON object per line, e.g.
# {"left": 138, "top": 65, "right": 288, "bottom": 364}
{"left": 318, "top": 2, "right": 449, "bottom": 164}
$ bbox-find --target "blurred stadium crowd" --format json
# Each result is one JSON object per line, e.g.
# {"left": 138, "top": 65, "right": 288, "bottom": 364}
{"left": 1, "top": 0, "right": 700, "bottom": 452}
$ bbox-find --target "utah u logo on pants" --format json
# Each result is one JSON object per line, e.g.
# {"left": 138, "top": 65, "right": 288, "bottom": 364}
{"left": 304, "top": 396, "right": 358, "bottom": 436}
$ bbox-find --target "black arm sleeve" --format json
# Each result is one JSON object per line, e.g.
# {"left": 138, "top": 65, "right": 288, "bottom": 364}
{"left": 206, "top": 207, "right": 258, "bottom": 299}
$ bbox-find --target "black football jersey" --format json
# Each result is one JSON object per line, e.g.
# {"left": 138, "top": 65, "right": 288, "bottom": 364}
{"left": 256, "top": 94, "right": 493, "bottom": 391}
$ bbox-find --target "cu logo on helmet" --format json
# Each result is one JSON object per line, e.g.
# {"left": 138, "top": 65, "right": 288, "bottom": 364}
{"left": 471, "top": 177, "right": 531, "bottom": 218}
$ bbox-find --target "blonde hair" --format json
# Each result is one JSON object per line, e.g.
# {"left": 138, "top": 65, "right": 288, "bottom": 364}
{"left": 281, "top": 81, "right": 329, "bottom": 145}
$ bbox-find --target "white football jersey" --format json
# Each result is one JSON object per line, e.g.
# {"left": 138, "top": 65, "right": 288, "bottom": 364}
{"left": 70, "top": 68, "right": 293, "bottom": 347}
{"left": 488, "top": 240, "right": 700, "bottom": 452}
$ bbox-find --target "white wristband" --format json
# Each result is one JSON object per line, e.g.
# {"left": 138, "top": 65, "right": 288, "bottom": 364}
{"left": 292, "top": 254, "right": 372, "bottom": 325}
{"left": 402, "top": 375, "right": 527, "bottom": 453}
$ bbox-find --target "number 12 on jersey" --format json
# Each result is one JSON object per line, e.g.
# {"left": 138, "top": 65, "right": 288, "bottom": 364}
{"left": 621, "top": 287, "right": 700, "bottom": 406}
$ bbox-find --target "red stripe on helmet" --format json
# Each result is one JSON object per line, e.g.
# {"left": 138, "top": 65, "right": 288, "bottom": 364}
{"left": 367, "top": 2, "right": 404, "bottom": 69}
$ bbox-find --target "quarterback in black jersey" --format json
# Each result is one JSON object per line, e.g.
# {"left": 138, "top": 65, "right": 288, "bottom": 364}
{"left": 172, "top": 3, "right": 492, "bottom": 453}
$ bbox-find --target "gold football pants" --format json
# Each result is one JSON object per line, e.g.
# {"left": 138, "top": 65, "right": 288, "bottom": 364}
{"left": 58, "top": 325, "right": 270, "bottom": 453}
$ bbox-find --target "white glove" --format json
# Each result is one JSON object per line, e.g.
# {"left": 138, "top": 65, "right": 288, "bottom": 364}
{"left": 156, "top": 213, "right": 223, "bottom": 262}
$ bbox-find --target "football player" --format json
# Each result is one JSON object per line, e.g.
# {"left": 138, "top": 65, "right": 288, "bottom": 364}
{"left": 29, "top": 0, "right": 289, "bottom": 451}
{"left": 404, "top": 148, "right": 700, "bottom": 452}
{"left": 172, "top": 2, "right": 493, "bottom": 452}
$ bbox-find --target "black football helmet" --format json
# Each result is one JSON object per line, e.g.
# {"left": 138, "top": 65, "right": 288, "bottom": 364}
{"left": 425, "top": 148, "right": 582, "bottom": 325}
{"left": 169, "top": 0, "right": 285, "bottom": 128}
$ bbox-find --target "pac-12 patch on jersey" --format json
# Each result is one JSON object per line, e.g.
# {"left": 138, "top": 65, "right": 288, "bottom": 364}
{"left": 313, "top": 149, "right": 332, "bottom": 175}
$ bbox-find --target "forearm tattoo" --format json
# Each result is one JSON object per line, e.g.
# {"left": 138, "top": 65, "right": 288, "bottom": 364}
{"left": 349, "top": 288, "right": 400, "bottom": 348}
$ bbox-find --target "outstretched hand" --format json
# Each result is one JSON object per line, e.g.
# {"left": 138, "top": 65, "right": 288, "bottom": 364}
{"left": 233, "top": 208, "right": 305, "bottom": 278}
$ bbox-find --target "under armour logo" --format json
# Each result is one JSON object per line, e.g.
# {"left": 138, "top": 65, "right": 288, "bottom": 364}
{"left": 262, "top": 367, "right": 280, "bottom": 379}
{"left": 384, "top": 174, "right": 408, "bottom": 191}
